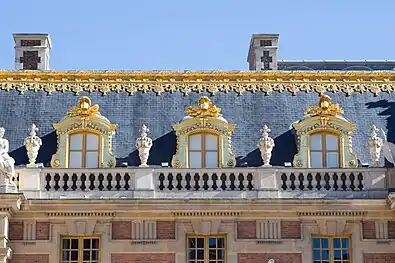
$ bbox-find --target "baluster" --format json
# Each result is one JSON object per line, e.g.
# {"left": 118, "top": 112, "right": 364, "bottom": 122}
{"left": 50, "top": 173, "right": 58, "bottom": 191}
{"left": 345, "top": 172, "right": 352, "bottom": 191}
{"left": 328, "top": 172, "right": 335, "bottom": 191}
{"left": 207, "top": 172, "right": 214, "bottom": 190}
{"left": 119, "top": 172, "right": 126, "bottom": 190}
{"left": 198, "top": 172, "right": 204, "bottom": 191}
{"left": 285, "top": 173, "right": 293, "bottom": 190}
{"left": 311, "top": 172, "right": 319, "bottom": 190}
{"left": 163, "top": 173, "right": 170, "bottom": 191}
{"left": 75, "top": 172, "right": 83, "bottom": 191}
{"left": 224, "top": 173, "right": 232, "bottom": 190}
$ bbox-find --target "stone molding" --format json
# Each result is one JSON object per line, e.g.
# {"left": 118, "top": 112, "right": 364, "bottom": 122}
{"left": 1, "top": 71, "right": 395, "bottom": 95}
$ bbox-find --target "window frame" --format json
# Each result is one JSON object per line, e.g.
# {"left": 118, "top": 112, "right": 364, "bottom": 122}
{"left": 312, "top": 235, "right": 352, "bottom": 263}
{"left": 68, "top": 131, "right": 101, "bottom": 168}
{"left": 309, "top": 132, "right": 341, "bottom": 168}
{"left": 60, "top": 235, "right": 101, "bottom": 263}
{"left": 188, "top": 132, "right": 220, "bottom": 168}
{"left": 186, "top": 234, "right": 227, "bottom": 263}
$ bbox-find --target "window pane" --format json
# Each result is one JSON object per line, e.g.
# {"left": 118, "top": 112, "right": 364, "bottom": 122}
{"left": 205, "top": 152, "right": 218, "bottom": 168}
{"left": 69, "top": 152, "right": 83, "bottom": 168}
{"left": 217, "top": 238, "right": 224, "bottom": 248}
{"left": 312, "top": 238, "right": 321, "bottom": 248}
{"left": 86, "top": 134, "right": 99, "bottom": 150}
{"left": 326, "top": 134, "right": 339, "bottom": 150}
{"left": 63, "top": 239, "right": 70, "bottom": 249}
{"left": 189, "top": 134, "right": 202, "bottom": 150}
{"left": 326, "top": 152, "right": 339, "bottom": 168}
{"left": 342, "top": 238, "right": 349, "bottom": 248}
{"left": 322, "top": 250, "right": 329, "bottom": 260}
{"left": 70, "top": 134, "right": 83, "bottom": 150}
{"left": 205, "top": 134, "right": 218, "bottom": 151}
{"left": 86, "top": 152, "right": 99, "bottom": 168}
{"left": 189, "top": 152, "right": 202, "bottom": 168}
{"left": 333, "top": 238, "right": 341, "bottom": 248}
{"left": 71, "top": 239, "right": 79, "bottom": 249}
{"left": 310, "top": 134, "right": 322, "bottom": 150}
{"left": 209, "top": 238, "right": 216, "bottom": 248}
{"left": 322, "top": 238, "right": 328, "bottom": 248}
{"left": 92, "top": 239, "right": 99, "bottom": 249}
{"left": 313, "top": 250, "right": 321, "bottom": 260}
{"left": 310, "top": 152, "right": 323, "bottom": 168}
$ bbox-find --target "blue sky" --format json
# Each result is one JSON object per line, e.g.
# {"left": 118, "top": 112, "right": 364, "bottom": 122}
{"left": 1, "top": 0, "right": 394, "bottom": 70}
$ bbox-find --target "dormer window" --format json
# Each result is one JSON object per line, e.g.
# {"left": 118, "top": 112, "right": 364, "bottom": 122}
{"left": 69, "top": 132, "right": 100, "bottom": 168}
{"left": 188, "top": 133, "right": 219, "bottom": 168}
{"left": 172, "top": 97, "right": 236, "bottom": 168}
{"left": 310, "top": 132, "right": 340, "bottom": 168}
{"left": 51, "top": 96, "right": 117, "bottom": 168}
{"left": 293, "top": 95, "right": 357, "bottom": 168}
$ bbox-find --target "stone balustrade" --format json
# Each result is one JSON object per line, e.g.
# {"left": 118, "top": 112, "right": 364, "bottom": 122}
{"left": 14, "top": 167, "right": 389, "bottom": 199}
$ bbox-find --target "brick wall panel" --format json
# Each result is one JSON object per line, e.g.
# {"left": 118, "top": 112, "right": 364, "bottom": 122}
{"left": 36, "top": 222, "right": 50, "bottom": 240}
{"left": 364, "top": 253, "right": 395, "bottom": 263}
{"left": 111, "top": 253, "right": 175, "bottom": 263}
{"left": 9, "top": 254, "right": 49, "bottom": 263}
{"left": 362, "top": 221, "right": 376, "bottom": 239}
{"left": 112, "top": 221, "right": 131, "bottom": 240}
{"left": 388, "top": 221, "right": 395, "bottom": 239}
{"left": 156, "top": 221, "right": 176, "bottom": 239}
{"left": 238, "top": 253, "right": 302, "bottom": 263}
{"left": 281, "top": 221, "right": 301, "bottom": 239}
{"left": 237, "top": 221, "right": 256, "bottom": 239}
{"left": 9, "top": 221, "right": 23, "bottom": 240}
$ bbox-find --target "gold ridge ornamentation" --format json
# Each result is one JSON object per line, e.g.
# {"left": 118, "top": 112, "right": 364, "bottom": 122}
{"left": 0, "top": 71, "right": 395, "bottom": 96}
{"left": 304, "top": 95, "right": 344, "bottom": 117}
{"left": 66, "top": 96, "right": 100, "bottom": 117}
{"left": 185, "top": 96, "right": 222, "bottom": 118}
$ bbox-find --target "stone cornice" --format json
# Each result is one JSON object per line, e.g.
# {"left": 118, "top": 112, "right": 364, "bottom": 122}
{"left": 0, "top": 70, "right": 395, "bottom": 95}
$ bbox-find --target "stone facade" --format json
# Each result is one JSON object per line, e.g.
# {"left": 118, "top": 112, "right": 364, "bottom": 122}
{"left": 1, "top": 33, "right": 395, "bottom": 263}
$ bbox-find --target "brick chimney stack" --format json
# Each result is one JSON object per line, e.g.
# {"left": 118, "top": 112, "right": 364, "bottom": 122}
{"left": 13, "top": 33, "right": 52, "bottom": 70}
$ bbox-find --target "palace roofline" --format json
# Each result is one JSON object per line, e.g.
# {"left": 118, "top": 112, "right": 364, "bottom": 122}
{"left": 1, "top": 70, "right": 395, "bottom": 96}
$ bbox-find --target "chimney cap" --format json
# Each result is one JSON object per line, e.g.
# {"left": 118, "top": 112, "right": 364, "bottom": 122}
{"left": 13, "top": 33, "right": 52, "bottom": 48}
{"left": 247, "top": 33, "right": 279, "bottom": 63}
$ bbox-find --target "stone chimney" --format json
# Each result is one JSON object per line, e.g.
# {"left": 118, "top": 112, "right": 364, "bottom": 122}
{"left": 247, "top": 34, "right": 279, "bottom": 70}
{"left": 13, "top": 33, "right": 52, "bottom": 70}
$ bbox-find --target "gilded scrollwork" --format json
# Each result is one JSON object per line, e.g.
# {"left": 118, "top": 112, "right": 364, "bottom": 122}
{"left": 0, "top": 71, "right": 394, "bottom": 96}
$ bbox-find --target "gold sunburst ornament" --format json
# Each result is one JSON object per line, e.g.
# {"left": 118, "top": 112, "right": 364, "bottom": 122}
{"left": 66, "top": 96, "right": 101, "bottom": 117}
{"left": 185, "top": 96, "right": 222, "bottom": 118}
{"left": 304, "top": 95, "right": 344, "bottom": 117}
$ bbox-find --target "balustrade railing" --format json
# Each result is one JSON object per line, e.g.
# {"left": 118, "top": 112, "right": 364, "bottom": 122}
{"left": 42, "top": 169, "right": 132, "bottom": 191}
{"left": 14, "top": 167, "right": 387, "bottom": 193}
{"left": 155, "top": 169, "right": 255, "bottom": 191}
{"left": 279, "top": 169, "right": 369, "bottom": 191}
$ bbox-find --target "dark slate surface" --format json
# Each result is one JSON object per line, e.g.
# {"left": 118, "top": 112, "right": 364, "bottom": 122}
{"left": 279, "top": 61, "right": 395, "bottom": 71}
{"left": 1, "top": 90, "right": 394, "bottom": 167}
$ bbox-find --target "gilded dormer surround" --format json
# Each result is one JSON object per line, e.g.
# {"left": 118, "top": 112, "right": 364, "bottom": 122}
{"left": 171, "top": 96, "right": 236, "bottom": 168}
{"left": 50, "top": 96, "right": 117, "bottom": 168}
{"left": 293, "top": 95, "right": 357, "bottom": 168}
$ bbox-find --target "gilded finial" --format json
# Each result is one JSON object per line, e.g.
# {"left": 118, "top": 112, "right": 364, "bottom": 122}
{"left": 304, "top": 95, "right": 344, "bottom": 117}
{"left": 66, "top": 96, "right": 100, "bottom": 117}
{"left": 28, "top": 123, "right": 38, "bottom": 137}
{"left": 185, "top": 96, "right": 222, "bottom": 118}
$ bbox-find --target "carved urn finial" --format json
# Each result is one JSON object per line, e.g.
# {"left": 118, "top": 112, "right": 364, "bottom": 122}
{"left": 268, "top": 260, "right": 275, "bottom": 263}
{"left": 258, "top": 125, "right": 275, "bottom": 167}
{"left": 367, "top": 125, "right": 383, "bottom": 167}
{"left": 24, "top": 123, "right": 42, "bottom": 167}
{"left": 135, "top": 124, "right": 153, "bottom": 167}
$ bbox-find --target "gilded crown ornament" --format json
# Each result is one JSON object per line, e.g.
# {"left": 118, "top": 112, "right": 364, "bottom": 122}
{"left": 24, "top": 123, "right": 42, "bottom": 167}
{"left": 66, "top": 96, "right": 100, "bottom": 117}
{"left": 258, "top": 125, "right": 275, "bottom": 167}
{"left": 367, "top": 125, "right": 383, "bottom": 167}
{"left": 136, "top": 124, "right": 153, "bottom": 167}
{"left": 304, "top": 95, "right": 344, "bottom": 117}
{"left": 185, "top": 96, "right": 222, "bottom": 118}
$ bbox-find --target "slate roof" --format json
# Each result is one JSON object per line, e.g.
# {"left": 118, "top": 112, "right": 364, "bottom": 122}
{"left": 278, "top": 60, "right": 395, "bottom": 71}
{"left": 1, "top": 80, "right": 394, "bottom": 168}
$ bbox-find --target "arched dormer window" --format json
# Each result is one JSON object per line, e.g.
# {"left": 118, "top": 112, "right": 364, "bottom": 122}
{"left": 172, "top": 96, "right": 236, "bottom": 168}
{"left": 51, "top": 96, "right": 117, "bottom": 168}
{"left": 293, "top": 95, "right": 357, "bottom": 168}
